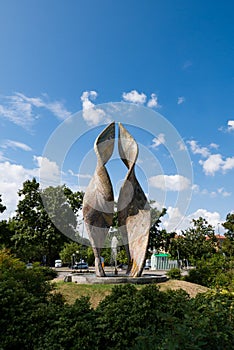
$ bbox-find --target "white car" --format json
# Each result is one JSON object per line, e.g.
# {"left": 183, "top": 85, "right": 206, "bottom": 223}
{"left": 55, "top": 259, "right": 62, "bottom": 268}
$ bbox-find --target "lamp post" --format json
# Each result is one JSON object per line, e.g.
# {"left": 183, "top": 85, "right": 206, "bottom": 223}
{"left": 72, "top": 253, "right": 76, "bottom": 268}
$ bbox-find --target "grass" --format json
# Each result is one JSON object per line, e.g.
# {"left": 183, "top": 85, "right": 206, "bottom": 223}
{"left": 54, "top": 279, "right": 209, "bottom": 307}
{"left": 54, "top": 281, "right": 115, "bottom": 307}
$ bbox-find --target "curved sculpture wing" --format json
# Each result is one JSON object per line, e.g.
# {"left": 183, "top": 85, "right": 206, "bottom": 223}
{"left": 83, "top": 122, "right": 115, "bottom": 276}
{"left": 117, "top": 123, "right": 151, "bottom": 277}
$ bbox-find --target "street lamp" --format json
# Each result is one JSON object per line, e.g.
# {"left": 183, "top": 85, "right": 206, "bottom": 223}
{"left": 72, "top": 253, "right": 76, "bottom": 267}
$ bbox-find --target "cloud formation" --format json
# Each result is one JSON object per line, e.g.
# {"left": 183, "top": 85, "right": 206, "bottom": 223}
{"left": 149, "top": 174, "right": 191, "bottom": 191}
{"left": 0, "top": 92, "right": 71, "bottom": 129}
{"left": 162, "top": 206, "right": 222, "bottom": 232}
{"left": 177, "top": 140, "right": 186, "bottom": 151}
{"left": 34, "top": 156, "right": 60, "bottom": 187}
{"left": 80, "top": 91, "right": 106, "bottom": 126}
{"left": 228, "top": 120, "right": 234, "bottom": 131}
{"left": 0, "top": 161, "right": 38, "bottom": 219}
{"left": 122, "top": 90, "right": 147, "bottom": 104}
{"left": 147, "top": 93, "right": 159, "bottom": 108}
{"left": 199, "top": 154, "right": 234, "bottom": 175}
{"left": 177, "top": 96, "right": 185, "bottom": 105}
{"left": 2, "top": 139, "right": 32, "bottom": 152}
{"left": 187, "top": 140, "right": 210, "bottom": 157}
{"left": 151, "top": 133, "right": 165, "bottom": 148}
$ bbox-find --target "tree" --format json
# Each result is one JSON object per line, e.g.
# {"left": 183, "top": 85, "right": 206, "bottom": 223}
{"left": 0, "top": 195, "right": 14, "bottom": 248}
{"left": 223, "top": 213, "right": 234, "bottom": 241}
{"left": 11, "top": 178, "right": 83, "bottom": 265}
{"left": 0, "top": 194, "right": 6, "bottom": 213}
{"left": 148, "top": 206, "right": 175, "bottom": 254}
{"left": 170, "top": 217, "right": 217, "bottom": 265}
{"left": 59, "top": 242, "right": 82, "bottom": 265}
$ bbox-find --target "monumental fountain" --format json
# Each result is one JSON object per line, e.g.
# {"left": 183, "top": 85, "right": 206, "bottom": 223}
{"left": 64, "top": 122, "right": 167, "bottom": 283}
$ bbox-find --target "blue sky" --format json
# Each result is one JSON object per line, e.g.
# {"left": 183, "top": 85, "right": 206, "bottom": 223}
{"left": 0, "top": 0, "right": 234, "bottom": 233}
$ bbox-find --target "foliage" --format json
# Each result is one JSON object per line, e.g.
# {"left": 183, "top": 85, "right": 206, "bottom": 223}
{"left": 185, "top": 254, "right": 234, "bottom": 290}
{"left": 0, "top": 249, "right": 57, "bottom": 298}
{"left": 59, "top": 241, "right": 82, "bottom": 265}
{"left": 85, "top": 246, "right": 95, "bottom": 266}
{"left": 222, "top": 237, "right": 234, "bottom": 257}
{"left": 222, "top": 213, "right": 234, "bottom": 257}
{"left": 117, "top": 247, "right": 128, "bottom": 264}
{"left": 0, "top": 253, "right": 234, "bottom": 350}
{"left": 166, "top": 267, "right": 182, "bottom": 280}
{"left": 223, "top": 212, "right": 234, "bottom": 241}
{"left": 34, "top": 297, "right": 98, "bottom": 350}
{"left": 170, "top": 217, "right": 217, "bottom": 264}
{"left": 0, "top": 249, "right": 62, "bottom": 349}
{"left": 59, "top": 241, "right": 94, "bottom": 266}
{"left": 0, "top": 194, "right": 6, "bottom": 213}
{"left": 10, "top": 179, "right": 83, "bottom": 265}
{"left": 148, "top": 206, "right": 175, "bottom": 254}
{"left": 0, "top": 220, "right": 13, "bottom": 248}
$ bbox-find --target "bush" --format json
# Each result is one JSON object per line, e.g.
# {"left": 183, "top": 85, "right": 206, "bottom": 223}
{"left": 1, "top": 249, "right": 233, "bottom": 349}
{"left": 185, "top": 254, "right": 234, "bottom": 289}
{"left": 166, "top": 267, "right": 181, "bottom": 280}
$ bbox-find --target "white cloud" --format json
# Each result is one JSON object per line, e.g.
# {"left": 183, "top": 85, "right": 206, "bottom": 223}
{"left": 0, "top": 161, "right": 38, "bottom": 219}
{"left": 222, "top": 157, "right": 234, "bottom": 172}
{"left": 16, "top": 92, "right": 71, "bottom": 120}
{"left": 188, "top": 209, "right": 221, "bottom": 228}
{"left": 177, "top": 96, "right": 185, "bottom": 105}
{"left": 162, "top": 206, "right": 183, "bottom": 232}
{"left": 147, "top": 93, "right": 159, "bottom": 108}
{"left": 187, "top": 140, "right": 210, "bottom": 157}
{"left": 217, "top": 187, "right": 231, "bottom": 197}
{"left": 209, "top": 142, "right": 219, "bottom": 149}
{"left": 68, "top": 169, "right": 92, "bottom": 179}
{"left": 227, "top": 120, "right": 234, "bottom": 131}
{"left": 0, "top": 156, "right": 64, "bottom": 219}
{"left": 0, "top": 93, "right": 71, "bottom": 130}
{"left": 199, "top": 153, "right": 234, "bottom": 175}
{"left": 2, "top": 139, "right": 32, "bottom": 151}
{"left": 0, "top": 151, "right": 6, "bottom": 161}
{"left": 80, "top": 91, "right": 106, "bottom": 126}
{"left": 192, "top": 184, "right": 200, "bottom": 193}
{"left": 149, "top": 174, "right": 191, "bottom": 191}
{"left": 0, "top": 95, "right": 35, "bottom": 129}
{"left": 122, "top": 90, "right": 147, "bottom": 104}
{"left": 193, "top": 185, "right": 231, "bottom": 197}
{"left": 199, "top": 154, "right": 223, "bottom": 175}
{"left": 151, "top": 133, "right": 165, "bottom": 148}
{"left": 34, "top": 156, "right": 60, "bottom": 187}
{"left": 162, "top": 207, "right": 222, "bottom": 232}
{"left": 177, "top": 140, "right": 186, "bottom": 151}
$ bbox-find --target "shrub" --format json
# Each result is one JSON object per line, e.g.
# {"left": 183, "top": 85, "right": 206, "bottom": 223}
{"left": 185, "top": 254, "right": 234, "bottom": 289}
{"left": 166, "top": 267, "right": 181, "bottom": 280}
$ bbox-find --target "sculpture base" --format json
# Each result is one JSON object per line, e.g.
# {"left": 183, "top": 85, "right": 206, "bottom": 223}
{"left": 64, "top": 273, "right": 168, "bottom": 284}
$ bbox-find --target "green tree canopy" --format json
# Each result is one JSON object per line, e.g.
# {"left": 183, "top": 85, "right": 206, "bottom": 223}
{"left": 148, "top": 205, "right": 175, "bottom": 254}
{"left": 170, "top": 217, "right": 217, "bottom": 264}
{"left": 0, "top": 194, "right": 6, "bottom": 214}
{"left": 11, "top": 178, "right": 83, "bottom": 265}
{"left": 223, "top": 213, "right": 234, "bottom": 241}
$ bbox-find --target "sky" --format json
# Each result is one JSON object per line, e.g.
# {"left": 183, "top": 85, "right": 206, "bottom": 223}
{"left": 0, "top": 0, "right": 234, "bottom": 234}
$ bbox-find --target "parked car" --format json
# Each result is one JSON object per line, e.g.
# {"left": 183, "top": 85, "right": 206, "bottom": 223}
{"left": 26, "top": 263, "right": 33, "bottom": 269}
{"left": 55, "top": 259, "right": 62, "bottom": 268}
{"left": 72, "top": 262, "right": 89, "bottom": 270}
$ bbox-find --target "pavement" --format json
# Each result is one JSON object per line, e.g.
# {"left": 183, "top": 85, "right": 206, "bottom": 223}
{"left": 54, "top": 266, "right": 171, "bottom": 284}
